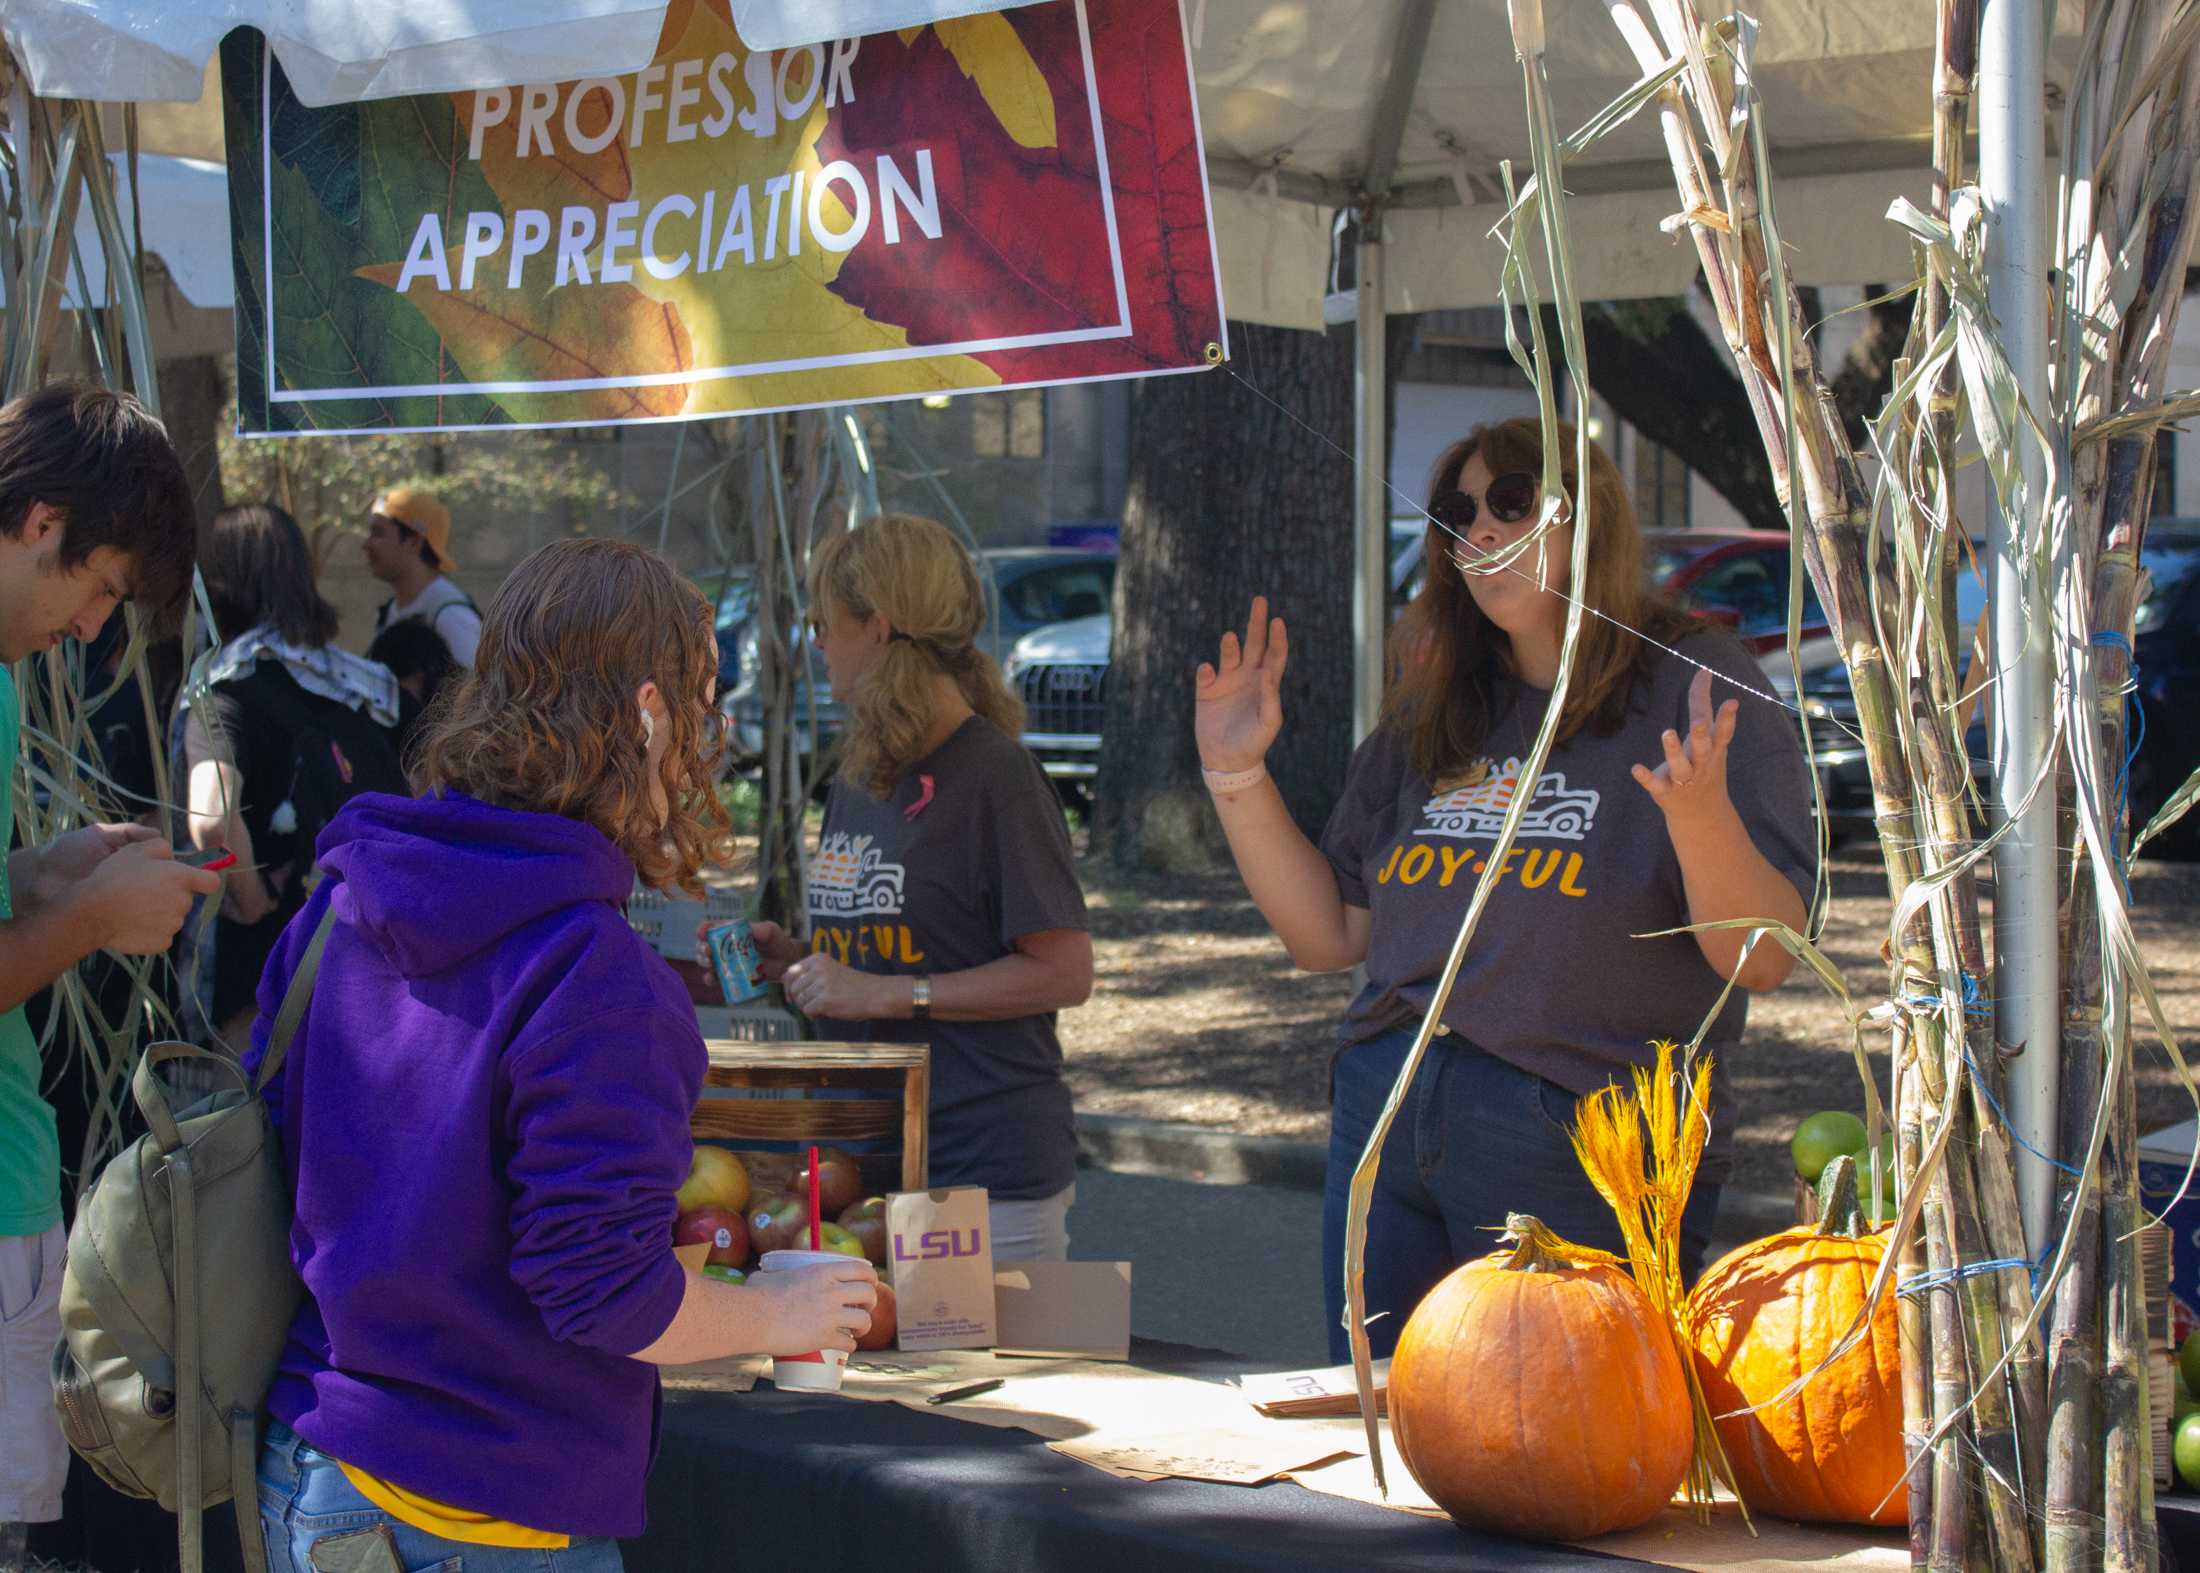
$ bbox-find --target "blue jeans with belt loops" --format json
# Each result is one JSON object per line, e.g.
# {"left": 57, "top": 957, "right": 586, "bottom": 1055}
{"left": 1320, "top": 1026, "right": 1727, "bottom": 1365}
{"left": 258, "top": 1421, "right": 624, "bottom": 1573}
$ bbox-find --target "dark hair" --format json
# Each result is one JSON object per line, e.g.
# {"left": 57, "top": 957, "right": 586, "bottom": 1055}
{"left": 202, "top": 503, "right": 340, "bottom": 648}
{"left": 0, "top": 381, "right": 194, "bottom": 614}
{"left": 388, "top": 517, "right": 442, "bottom": 572}
{"left": 1385, "top": 417, "right": 1700, "bottom": 785}
{"left": 366, "top": 617, "right": 458, "bottom": 692}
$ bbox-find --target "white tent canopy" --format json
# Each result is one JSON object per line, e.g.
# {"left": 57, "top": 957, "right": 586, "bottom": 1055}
{"left": 3, "top": 2, "right": 2084, "bottom": 326}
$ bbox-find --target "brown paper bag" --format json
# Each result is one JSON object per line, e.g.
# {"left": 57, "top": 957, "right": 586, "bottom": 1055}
{"left": 885, "top": 1186, "right": 996, "bottom": 1349}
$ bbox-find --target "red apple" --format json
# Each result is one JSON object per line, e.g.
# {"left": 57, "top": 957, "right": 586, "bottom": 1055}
{"left": 839, "top": 1197, "right": 888, "bottom": 1267}
{"left": 748, "top": 1192, "right": 811, "bottom": 1255}
{"left": 856, "top": 1280, "right": 898, "bottom": 1351}
{"left": 799, "top": 1149, "right": 864, "bottom": 1217}
{"left": 739, "top": 1151, "right": 797, "bottom": 1195}
{"left": 676, "top": 1206, "right": 749, "bottom": 1269}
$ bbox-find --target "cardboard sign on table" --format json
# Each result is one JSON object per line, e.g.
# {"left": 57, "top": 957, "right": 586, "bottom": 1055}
{"left": 992, "top": 1262, "right": 1131, "bottom": 1360}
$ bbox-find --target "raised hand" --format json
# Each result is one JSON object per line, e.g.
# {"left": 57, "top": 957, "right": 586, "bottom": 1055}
{"left": 1194, "top": 596, "right": 1289, "bottom": 773}
{"left": 1630, "top": 668, "right": 1740, "bottom": 826}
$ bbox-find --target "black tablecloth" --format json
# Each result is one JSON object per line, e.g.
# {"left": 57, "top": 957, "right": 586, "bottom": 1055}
{"left": 622, "top": 1340, "right": 1656, "bottom": 1573}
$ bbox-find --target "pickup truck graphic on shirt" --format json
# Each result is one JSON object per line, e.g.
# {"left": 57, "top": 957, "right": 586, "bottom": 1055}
{"left": 809, "top": 832, "right": 908, "bottom": 918}
{"left": 1415, "top": 757, "right": 1602, "bottom": 843}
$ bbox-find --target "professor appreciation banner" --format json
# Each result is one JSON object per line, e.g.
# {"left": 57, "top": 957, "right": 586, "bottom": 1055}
{"left": 222, "top": 0, "right": 1225, "bottom": 434}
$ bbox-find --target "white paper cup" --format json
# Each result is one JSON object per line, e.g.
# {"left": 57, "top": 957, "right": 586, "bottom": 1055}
{"left": 756, "top": 1249, "right": 860, "bottom": 1391}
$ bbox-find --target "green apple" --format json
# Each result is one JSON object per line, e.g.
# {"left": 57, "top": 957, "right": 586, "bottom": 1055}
{"left": 817, "top": 1221, "right": 867, "bottom": 1260}
{"left": 2176, "top": 1411, "right": 2200, "bottom": 1492}
{"left": 1791, "top": 1111, "right": 1867, "bottom": 1184}
{"left": 2180, "top": 1329, "right": 2200, "bottom": 1399}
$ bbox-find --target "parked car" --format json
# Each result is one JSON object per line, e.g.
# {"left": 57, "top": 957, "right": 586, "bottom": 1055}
{"left": 1785, "top": 529, "right": 2200, "bottom": 848}
{"left": 716, "top": 546, "right": 1116, "bottom": 774}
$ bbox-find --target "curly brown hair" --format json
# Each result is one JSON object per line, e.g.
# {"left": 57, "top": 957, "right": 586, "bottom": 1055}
{"left": 413, "top": 538, "right": 731, "bottom": 894}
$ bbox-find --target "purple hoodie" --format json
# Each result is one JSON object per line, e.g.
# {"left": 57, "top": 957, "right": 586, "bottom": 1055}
{"left": 245, "top": 792, "right": 703, "bottom": 1539}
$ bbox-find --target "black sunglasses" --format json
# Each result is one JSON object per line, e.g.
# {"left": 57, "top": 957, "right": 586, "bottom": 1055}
{"left": 1428, "top": 471, "right": 1539, "bottom": 537}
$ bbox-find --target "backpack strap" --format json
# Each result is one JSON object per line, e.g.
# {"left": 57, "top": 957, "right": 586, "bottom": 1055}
{"left": 254, "top": 902, "right": 338, "bottom": 1095}
{"left": 231, "top": 1410, "right": 271, "bottom": 1573}
{"left": 172, "top": 1133, "right": 205, "bottom": 1573}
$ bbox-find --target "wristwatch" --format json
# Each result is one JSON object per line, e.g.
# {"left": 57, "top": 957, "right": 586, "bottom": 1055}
{"left": 910, "top": 975, "right": 932, "bottom": 1022}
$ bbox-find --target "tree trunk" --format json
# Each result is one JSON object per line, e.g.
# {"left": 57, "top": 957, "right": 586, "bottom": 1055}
{"left": 1557, "top": 299, "right": 1788, "bottom": 533}
{"left": 1095, "top": 321, "right": 1360, "bottom": 871}
{"left": 155, "top": 354, "right": 228, "bottom": 535}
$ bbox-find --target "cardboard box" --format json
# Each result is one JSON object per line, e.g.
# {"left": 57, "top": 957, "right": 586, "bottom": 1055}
{"left": 993, "top": 1262, "right": 1131, "bottom": 1360}
{"left": 886, "top": 1186, "right": 996, "bottom": 1349}
{"left": 2139, "top": 1120, "right": 2195, "bottom": 1340}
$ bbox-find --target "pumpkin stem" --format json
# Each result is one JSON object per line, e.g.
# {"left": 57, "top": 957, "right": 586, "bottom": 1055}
{"left": 1815, "top": 1152, "right": 1868, "bottom": 1238}
{"left": 1498, "top": 1213, "right": 1569, "bottom": 1273}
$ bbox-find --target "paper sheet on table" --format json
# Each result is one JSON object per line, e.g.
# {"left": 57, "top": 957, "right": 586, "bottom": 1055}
{"left": 843, "top": 1350, "right": 1259, "bottom": 1440}
{"left": 1051, "top": 1427, "right": 1357, "bottom": 1486}
{"left": 1582, "top": 1505, "right": 1909, "bottom": 1572}
{"left": 840, "top": 1350, "right": 1368, "bottom": 1484}
{"left": 1287, "top": 1445, "right": 1910, "bottom": 1568}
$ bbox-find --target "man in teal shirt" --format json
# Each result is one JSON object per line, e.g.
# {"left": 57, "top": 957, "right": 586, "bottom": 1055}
{"left": 0, "top": 383, "right": 219, "bottom": 1532}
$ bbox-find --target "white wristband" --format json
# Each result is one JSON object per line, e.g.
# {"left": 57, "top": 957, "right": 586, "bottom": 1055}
{"left": 1202, "top": 763, "right": 1268, "bottom": 797}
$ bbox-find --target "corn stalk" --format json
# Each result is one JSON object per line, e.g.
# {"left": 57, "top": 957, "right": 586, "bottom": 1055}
{"left": 1566, "top": 1, "right": 2200, "bottom": 1567}
{"left": 2046, "top": 11, "right": 2200, "bottom": 1569}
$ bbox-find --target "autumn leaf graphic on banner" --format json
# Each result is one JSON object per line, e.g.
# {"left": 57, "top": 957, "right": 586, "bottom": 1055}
{"left": 610, "top": 0, "right": 1004, "bottom": 417}
{"left": 820, "top": 3, "right": 1218, "bottom": 379}
{"left": 226, "top": 0, "right": 1222, "bottom": 432}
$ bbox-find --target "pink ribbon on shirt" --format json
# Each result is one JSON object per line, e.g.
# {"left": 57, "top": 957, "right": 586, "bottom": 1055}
{"left": 905, "top": 773, "right": 936, "bottom": 820}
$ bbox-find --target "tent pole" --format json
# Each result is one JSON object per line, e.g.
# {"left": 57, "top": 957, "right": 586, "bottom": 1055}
{"left": 1352, "top": 219, "right": 1387, "bottom": 742}
{"left": 1978, "top": 0, "right": 2058, "bottom": 1254}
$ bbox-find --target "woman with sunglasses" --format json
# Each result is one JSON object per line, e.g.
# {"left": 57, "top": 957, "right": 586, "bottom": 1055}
{"left": 1195, "top": 418, "right": 1815, "bottom": 1363}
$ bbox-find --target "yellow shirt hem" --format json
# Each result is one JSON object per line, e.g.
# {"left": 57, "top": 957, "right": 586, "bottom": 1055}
{"left": 337, "top": 1461, "right": 571, "bottom": 1549}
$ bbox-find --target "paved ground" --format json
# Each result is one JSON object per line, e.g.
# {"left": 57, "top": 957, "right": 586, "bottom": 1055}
{"left": 1067, "top": 1166, "right": 1330, "bottom": 1367}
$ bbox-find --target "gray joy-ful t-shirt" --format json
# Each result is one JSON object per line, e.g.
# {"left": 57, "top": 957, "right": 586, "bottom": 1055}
{"left": 805, "top": 716, "right": 1088, "bottom": 1200}
{"left": 1318, "top": 629, "right": 1817, "bottom": 1099}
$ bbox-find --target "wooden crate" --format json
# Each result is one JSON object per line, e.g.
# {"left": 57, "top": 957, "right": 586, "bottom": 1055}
{"left": 692, "top": 1040, "right": 929, "bottom": 1193}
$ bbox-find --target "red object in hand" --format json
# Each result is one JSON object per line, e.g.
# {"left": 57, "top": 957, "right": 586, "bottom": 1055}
{"left": 808, "top": 1144, "right": 822, "bottom": 1252}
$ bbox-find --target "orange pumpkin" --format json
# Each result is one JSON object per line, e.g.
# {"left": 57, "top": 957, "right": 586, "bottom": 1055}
{"left": 1389, "top": 1214, "right": 1694, "bottom": 1541}
{"left": 1687, "top": 1154, "right": 1907, "bottom": 1526}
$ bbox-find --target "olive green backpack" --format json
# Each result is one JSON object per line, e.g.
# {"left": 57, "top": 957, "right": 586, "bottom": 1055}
{"left": 51, "top": 907, "right": 335, "bottom": 1573}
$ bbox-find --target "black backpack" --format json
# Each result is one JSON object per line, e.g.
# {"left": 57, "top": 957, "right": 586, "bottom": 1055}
{"left": 242, "top": 677, "right": 409, "bottom": 885}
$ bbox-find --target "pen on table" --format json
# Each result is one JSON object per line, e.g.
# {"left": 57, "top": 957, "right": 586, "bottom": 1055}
{"left": 926, "top": 1378, "right": 1005, "bottom": 1406}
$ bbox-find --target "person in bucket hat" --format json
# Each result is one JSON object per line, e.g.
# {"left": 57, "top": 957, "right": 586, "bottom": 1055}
{"left": 364, "top": 486, "right": 481, "bottom": 667}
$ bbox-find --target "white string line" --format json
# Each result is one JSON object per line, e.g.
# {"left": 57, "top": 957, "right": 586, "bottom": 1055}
{"left": 1221, "top": 365, "right": 1831, "bottom": 725}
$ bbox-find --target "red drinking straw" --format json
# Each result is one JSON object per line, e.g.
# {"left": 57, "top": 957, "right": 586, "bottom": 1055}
{"left": 807, "top": 1144, "right": 822, "bottom": 1252}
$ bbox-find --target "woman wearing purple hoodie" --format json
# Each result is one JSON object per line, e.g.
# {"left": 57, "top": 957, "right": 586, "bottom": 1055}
{"left": 248, "top": 539, "right": 876, "bottom": 1573}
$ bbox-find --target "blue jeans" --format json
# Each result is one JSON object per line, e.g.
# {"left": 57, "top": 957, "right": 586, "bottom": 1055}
{"left": 1320, "top": 1027, "right": 1726, "bottom": 1364}
{"left": 258, "top": 1422, "right": 623, "bottom": 1573}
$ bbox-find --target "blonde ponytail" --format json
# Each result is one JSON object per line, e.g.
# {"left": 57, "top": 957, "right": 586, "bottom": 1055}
{"left": 808, "top": 514, "right": 1025, "bottom": 798}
